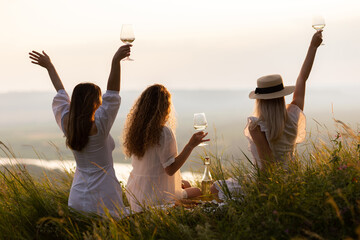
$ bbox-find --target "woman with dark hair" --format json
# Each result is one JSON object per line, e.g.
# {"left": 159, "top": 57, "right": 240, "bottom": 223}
{"left": 29, "top": 44, "right": 131, "bottom": 217}
{"left": 123, "top": 84, "right": 209, "bottom": 212}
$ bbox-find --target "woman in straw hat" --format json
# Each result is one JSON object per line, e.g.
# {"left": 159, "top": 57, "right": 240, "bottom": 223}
{"left": 245, "top": 30, "right": 323, "bottom": 170}
{"left": 211, "top": 30, "right": 323, "bottom": 200}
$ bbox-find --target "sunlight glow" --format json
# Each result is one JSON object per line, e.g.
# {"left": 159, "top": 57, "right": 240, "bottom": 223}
{"left": 1, "top": 0, "right": 360, "bottom": 92}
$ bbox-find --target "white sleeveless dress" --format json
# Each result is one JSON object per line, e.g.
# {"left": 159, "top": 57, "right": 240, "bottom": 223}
{"left": 52, "top": 89, "right": 127, "bottom": 217}
{"left": 214, "top": 104, "right": 306, "bottom": 200}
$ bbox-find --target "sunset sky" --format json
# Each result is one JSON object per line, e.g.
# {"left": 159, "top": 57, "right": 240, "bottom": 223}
{"left": 1, "top": 0, "right": 360, "bottom": 92}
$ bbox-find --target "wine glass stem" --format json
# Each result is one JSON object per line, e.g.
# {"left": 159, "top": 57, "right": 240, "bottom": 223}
{"left": 123, "top": 43, "right": 134, "bottom": 60}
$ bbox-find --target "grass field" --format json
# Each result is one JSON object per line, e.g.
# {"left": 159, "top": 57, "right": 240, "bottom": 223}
{"left": 0, "top": 121, "right": 359, "bottom": 239}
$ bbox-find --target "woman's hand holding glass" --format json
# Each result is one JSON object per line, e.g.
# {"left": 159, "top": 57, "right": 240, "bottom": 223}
{"left": 194, "top": 113, "right": 208, "bottom": 146}
{"left": 188, "top": 131, "right": 210, "bottom": 149}
{"left": 120, "top": 24, "right": 135, "bottom": 61}
{"left": 310, "top": 30, "right": 323, "bottom": 48}
{"left": 113, "top": 44, "right": 132, "bottom": 63}
{"left": 312, "top": 16, "right": 325, "bottom": 45}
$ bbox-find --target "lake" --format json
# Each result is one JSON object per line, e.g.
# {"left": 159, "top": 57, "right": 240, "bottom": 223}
{"left": 1, "top": 88, "right": 359, "bottom": 173}
{"left": 0, "top": 158, "right": 202, "bottom": 183}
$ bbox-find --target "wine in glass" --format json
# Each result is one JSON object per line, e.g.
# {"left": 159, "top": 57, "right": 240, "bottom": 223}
{"left": 120, "top": 24, "right": 135, "bottom": 61}
{"left": 312, "top": 16, "right": 325, "bottom": 31}
{"left": 194, "top": 113, "right": 208, "bottom": 146}
{"left": 312, "top": 16, "right": 325, "bottom": 45}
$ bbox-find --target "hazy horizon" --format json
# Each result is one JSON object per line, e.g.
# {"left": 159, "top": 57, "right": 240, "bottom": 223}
{"left": 1, "top": 88, "right": 359, "bottom": 173}
{"left": 1, "top": 0, "right": 360, "bottom": 172}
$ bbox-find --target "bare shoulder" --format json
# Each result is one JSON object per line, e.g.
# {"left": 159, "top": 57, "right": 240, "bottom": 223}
{"left": 249, "top": 123, "right": 261, "bottom": 135}
{"left": 249, "top": 124, "right": 267, "bottom": 143}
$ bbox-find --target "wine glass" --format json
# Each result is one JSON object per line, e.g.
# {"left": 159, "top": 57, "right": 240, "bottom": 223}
{"left": 120, "top": 24, "right": 135, "bottom": 61}
{"left": 194, "top": 113, "right": 208, "bottom": 146}
{"left": 312, "top": 16, "right": 325, "bottom": 45}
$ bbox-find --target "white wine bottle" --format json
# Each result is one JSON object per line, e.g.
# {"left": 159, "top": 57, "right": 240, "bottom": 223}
{"left": 201, "top": 156, "right": 212, "bottom": 198}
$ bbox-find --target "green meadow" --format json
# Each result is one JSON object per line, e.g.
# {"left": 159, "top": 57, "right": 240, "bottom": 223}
{"left": 0, "top": 120, "right": 359, "bottom": 240}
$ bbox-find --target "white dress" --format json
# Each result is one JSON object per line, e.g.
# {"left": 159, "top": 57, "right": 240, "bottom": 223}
{"left": 126, "top": 126, "right": 183, "bottom": 212}
{"left": 214, "top": 104, "right": 306, "bottom": 200}
{"left": 244, "top": 104, "right": 306, "bottom": 169}
{"left": 52, "top": 89, "right": 127, "bottom": 217}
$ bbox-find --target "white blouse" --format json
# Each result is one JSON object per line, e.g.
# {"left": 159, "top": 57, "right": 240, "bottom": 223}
{"left": 214, "top": 104, "right": 306, "bottom": 201}
{"left": 126, "top": 126, "right": 183, "bottom": 212}
{"left": 52, "top": 89, "right": 127, "bottom": 217}
{"left": 244, "top": 104, "right": 306, "bottom": 168}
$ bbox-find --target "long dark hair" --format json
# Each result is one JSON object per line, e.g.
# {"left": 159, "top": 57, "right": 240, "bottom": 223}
{"left": 66, "top": 83, "right": 102, "bottom": 151}
{"left": 123, "top": 84, "right": 173, "bottom": 158}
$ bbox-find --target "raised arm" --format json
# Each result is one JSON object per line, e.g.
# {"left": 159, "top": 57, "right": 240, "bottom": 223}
{"left": 29, "top": 51, "right": 64, "bottom": 92}
{"left": 165, "top": 131, "right": 209, "bottom": 176}
{"left": 107, "top": 44, "right": 132, "bottom": 91}
{"left": 291, "top": 30, "right": 323, "bottom": 110}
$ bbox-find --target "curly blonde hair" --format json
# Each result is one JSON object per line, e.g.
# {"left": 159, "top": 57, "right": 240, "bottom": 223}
{"left": 123, "top": 84, "right": 176, "bottom": 158}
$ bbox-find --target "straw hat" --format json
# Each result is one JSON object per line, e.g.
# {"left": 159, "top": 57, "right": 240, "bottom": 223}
{"left": 249, "top": 74, "right": 295, "bottom": 100}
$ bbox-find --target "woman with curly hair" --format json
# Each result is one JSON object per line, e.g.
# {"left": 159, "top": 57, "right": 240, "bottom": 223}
{"left": 123, "top": 84, "right": 209, "bottom": 212}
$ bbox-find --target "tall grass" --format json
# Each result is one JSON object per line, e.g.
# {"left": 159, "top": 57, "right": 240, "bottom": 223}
{"left": 0, "top": 120, "right": 359, "bottom": 239}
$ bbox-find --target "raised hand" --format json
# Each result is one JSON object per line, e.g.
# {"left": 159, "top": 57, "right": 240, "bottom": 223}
{"left": 310, "top": 30, "right": 323, "bottom": 48}
{"left": 291, "top": 30, "right": 323, "bottom": 111}
{"left": 29, "top": 51, "right": 53, "bottom": 69}
{"left": 112, "top": 44, "right": 132, "bottom": 62}
{"left": 107, "top": 44, "right": 132, "bottom": 91}
{"left": 29, "top": 50, "right": 64, "bottom": 91}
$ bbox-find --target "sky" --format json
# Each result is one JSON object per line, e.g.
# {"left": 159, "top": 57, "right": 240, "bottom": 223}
{"left": 1, "top": 0, "right": 360, "bottom": 92}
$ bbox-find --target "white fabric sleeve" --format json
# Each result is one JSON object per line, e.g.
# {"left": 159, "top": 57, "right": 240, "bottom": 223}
{"left": 287, "top": 104, "right": 306, "bottom": 143}
{"left": 52, "top": 89, "right": 70, "bottom": 133}
{"left": 94, "top": 90, "right": 121, "bottom": 136}
{"left": 159, "top": 126, "right": 178, "bottom": 169}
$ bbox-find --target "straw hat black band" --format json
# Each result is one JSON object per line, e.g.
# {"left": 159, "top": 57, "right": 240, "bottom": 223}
{"left": 255, "top": 83, "right": 284, "bottom": 94}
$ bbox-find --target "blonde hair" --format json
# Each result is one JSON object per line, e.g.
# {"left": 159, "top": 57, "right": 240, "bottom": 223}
{"left": 123, "top": 84, "right": 176, "bottom": 158}
{"left": 254, "top": 97, "right": 287, "bottom": 142}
